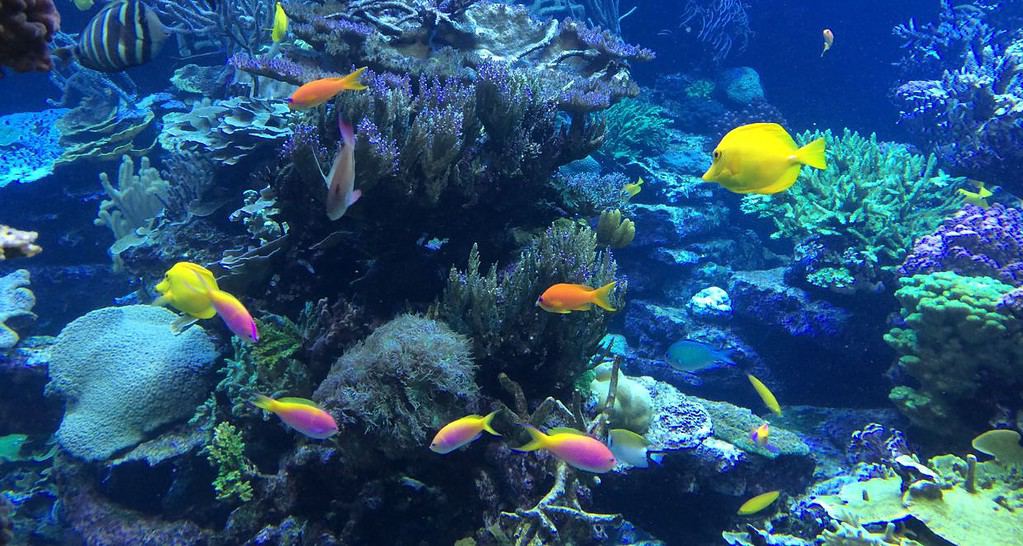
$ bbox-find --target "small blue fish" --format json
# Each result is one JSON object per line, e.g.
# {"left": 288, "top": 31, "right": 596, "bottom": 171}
{"left": 665, "top": 340, "right": 735, "bottom": 372}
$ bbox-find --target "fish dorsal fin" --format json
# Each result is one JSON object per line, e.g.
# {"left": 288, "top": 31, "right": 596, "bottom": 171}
{"left": 726, "top": 123, "right": 796, "bottom": 148}
{"left": 610, "top": 429, "right": 650, "bottom": 446}
{"left": 549, "top": 427, "right": 587, "bottom": 436}
{"left": 278, "top": 397, "right": 322, "bottom": 408}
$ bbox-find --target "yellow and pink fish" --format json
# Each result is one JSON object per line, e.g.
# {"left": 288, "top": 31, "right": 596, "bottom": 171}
{"left": 750, "top": 423, "right": 780, "bottom": 454}
{"left": 154, "top": 262, "right": 259, "bottom": 343}
{"left": 430, "top": 411, "right": 501, "bottom": 454}
{"left": 253, "top": 395, "right": 338, "bottom": 439}
{"left": 513, "top": 426, "right": 617, "bottom": 473}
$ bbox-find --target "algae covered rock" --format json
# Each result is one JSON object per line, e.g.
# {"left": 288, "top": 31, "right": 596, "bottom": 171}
{"left": 46, "top": 305, "right": 219, "bottom": 461}
{"left": 0, "top": 269, "right": 35, "bottom": 350}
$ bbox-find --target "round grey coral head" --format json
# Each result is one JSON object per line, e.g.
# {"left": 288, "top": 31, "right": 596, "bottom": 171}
{"left": 47, "top": 305, "right": 219, "bottom": 461}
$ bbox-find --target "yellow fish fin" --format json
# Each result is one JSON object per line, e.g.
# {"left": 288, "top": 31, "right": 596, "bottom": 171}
{"left": 549, "top": 427, "right": 588, "bottom": 436}
{"left": 727, "top": 123, "right": 796, "bottom": 148}
{"left": 737, "top": 490, "right": 780, "bottom": 515}
{"left": 153, "top": 294, "right": 169, "bottom": 307}
{"left": 757, "top": 164, "right": 803, "bottom": 195}
{"left": 252, "top": 394, "right": 276, "bottom": 411}
{"left": 590, "top": 281, "right": 617, "bottom": 312}
{"left": 170, "top": 315, "right": 199, "bottom": 334}
{"left": 794, "top": 137, "right": 827, "bottom": 170}
{"left": 329, "top": 67, "right": 368, "bottom": 91}
{"left": 513, "top": 425, "right": 548, "bottom": 452}
{"left": 481, "top": 410, "right": 502, "bottom": 436}
{"left": 277, "top": 397, "right": 322, "bottom": 408}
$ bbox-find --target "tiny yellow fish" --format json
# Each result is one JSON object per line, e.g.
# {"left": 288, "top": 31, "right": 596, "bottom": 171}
{"left": 747, "top": 374, "right": 782, "bottom": 416}
{"left": 958, "top": 180, "right": 992, "bottom": 209}
{"left": 271, "top": 1, "right": 288, "bottom": 43}
{"left": 737, "top": 490, "right": 780, "bottom": 515}
{"left": 702, "top": 123, "right": 827, "bottom": 194}
{"left": 623, "top": 177, "right": 644, "bottom": 198}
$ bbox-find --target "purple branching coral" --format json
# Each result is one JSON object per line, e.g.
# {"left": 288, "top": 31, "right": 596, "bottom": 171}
{"left": 561, "top": 19, "right": 655, "bottom": 62}
{"left": 892, "top": 0, "right": 1023, "bottom": 184}
{"left": 900, "top": 204, "right": 1023, "bottom": 286}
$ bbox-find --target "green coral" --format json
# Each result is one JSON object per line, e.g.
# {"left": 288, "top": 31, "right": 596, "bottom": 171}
{"left": 217, "top": 315, "right": 311, "bottom": 417}
{"left": 595, "top": 209, "right": 635, "bottom": 248}
{"left": 205, "top": 422, "right": 256, "bottom": 503}
{"left": 436, "top": 220, "right": 624, "bottom": 396}
{"left": 883, "top": 272, "right": 1023, "bottom": 438}
{"left": 740, "top": 129, "right": 963, "bottom": 290}
{"left": 597, "top": 98, "right": 671, "bottom": 171}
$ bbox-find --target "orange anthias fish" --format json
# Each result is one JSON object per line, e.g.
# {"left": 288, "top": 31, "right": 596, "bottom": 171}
{"left": 325, "top": 116, "right": 362, "bottom": 220}
{"left": 430, "top": 411, "right": 501, "bottom": 454}
{"left": 154, "top": 262, "right": 259, "bottom": 343}
{"left": 287, "top": 67, "right": 368, "bottom": 110}
{"left": 821, "top": 28, "right": 834, "bottom": 57}
{"left": 537, "top": 282, "right": 617, "bottom": 314}
{"left": 253, "top": 395, "right": 338, "bottom": 439}
{"left": 513, "top": 426, "right": 617, "bottom": 473}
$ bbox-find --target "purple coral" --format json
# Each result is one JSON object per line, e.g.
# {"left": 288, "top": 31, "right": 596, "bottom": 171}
{"left": 900, "top": 204, "right": 1023, "bottom": 286}
{"left": 562, "top": 19, "right": 655, "bottom": 62}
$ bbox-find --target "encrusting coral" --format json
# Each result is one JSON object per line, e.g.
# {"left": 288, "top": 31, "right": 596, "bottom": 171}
{"left": 314, "top": 314, "right": 478, "bottom": 455}
{"left": 0, "top": 269, "right": 35, "bottom": 350}
{"left": 740, "top": 128, "right": 963, "bottom": 292}
{"left": 46, "top": 305, "right": 219, "bottom": 461}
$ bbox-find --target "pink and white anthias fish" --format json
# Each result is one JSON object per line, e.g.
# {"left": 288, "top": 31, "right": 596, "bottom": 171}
{"left": 429, "top": 411, "right": 501, "bottom": 454}
{"left": 324, "top": 115, "right": 362, "bottom": 220}
{"left": 252, "top": 395, "right": 338, "bottom": 439}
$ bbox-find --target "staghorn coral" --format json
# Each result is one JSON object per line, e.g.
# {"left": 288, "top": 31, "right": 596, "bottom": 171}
{"left": 437, "top": 221, "right": 624, "bottom": 396}
{"left": 0, "top": 0, "right": 60, "bottom": 76}
{"left": 884, "top": 272, "right": 1022, "bottom": 438}
{"left": 0, "top": 269, "right": 34, "bottom": 350}
{"left": 313, "top": 314, "right": 478, "bottom": 455}
{"left": 741, "top": 129, "right": 963, "bottom": 292}
{"left": 46, "top": 305, "right": 219, "bottom": 461}
{"left": 0, "top": 226, "right": 41, "bottom": 259}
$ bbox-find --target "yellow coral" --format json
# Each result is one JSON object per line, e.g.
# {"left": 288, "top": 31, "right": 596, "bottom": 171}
{"left": 596, "top": 209, "right": 635, "bottom": 248}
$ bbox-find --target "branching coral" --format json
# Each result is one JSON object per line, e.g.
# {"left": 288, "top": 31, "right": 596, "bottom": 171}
{"left": 313, "top": 314, "right": 478, "bottom": 455}
{"left": 205, "top": 422, "right": 256, "bottom": 503}
{"left": 95, "top": 155, "right": 170, "bottom": 265}
{"left": 677, "top": 0, "right": 752, "bottom": 63}
{"left": 437, "top": 221, "right": 624, "bottom": 396}
{"left": 740, "top": 129, "right": 963, "bottom": 292}
{"left": 884, "top": 272, "right": 1022, "bottom": 438}
{"left": 552, "top": 170, "right": 630, "bottom": 215}
{"left": 596, "top": 97, "right": 672, "bottom": 172}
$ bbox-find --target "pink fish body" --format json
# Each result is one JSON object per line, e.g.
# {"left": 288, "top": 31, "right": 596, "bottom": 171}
{"left": 325, "top": 116, "right": 361, "bottom": 221}
{"left": 430, "top": 410, "right": 501, "bottom": 454}
{"left": 515, "top": 426, "right": 617, "bottom": 473}
{"left": 253, "top": 395, "right": 338, "bottom": 439}
{"left": 188, "top": 271, "right": 259, "bottom": 343}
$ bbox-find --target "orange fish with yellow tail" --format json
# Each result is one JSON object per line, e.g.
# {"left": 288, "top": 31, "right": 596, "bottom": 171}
{"left": 537, "top": 282, "right": 617, "bottom": 314}
{"left": 288, "top": 67, "right": 368, "bottom": 110}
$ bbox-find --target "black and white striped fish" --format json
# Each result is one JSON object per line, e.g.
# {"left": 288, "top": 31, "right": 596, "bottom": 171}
{"left": 74, "top": 0, "right": 169, "bottom": 72}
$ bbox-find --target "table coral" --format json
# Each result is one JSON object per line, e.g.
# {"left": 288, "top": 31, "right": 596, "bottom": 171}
{"left": 740, "top": 129, "right": 963, "bottom": 292}
{"left": 884, "top": 271, "right": 1022, "bottom": 438}
{"left": 46, "top": 305, "right": 219, "bottom": 461}
{"left": 0, "top": 269, "right": 35, "bottom": 350}
{"left": 0, "top": 0, "right": 60, "bottom": 76}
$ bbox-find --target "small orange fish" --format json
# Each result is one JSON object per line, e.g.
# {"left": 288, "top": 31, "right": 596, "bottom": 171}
{"left": 821, "top": 29, "right": 834, "bottom": 57}
{"left": 536, "top": 282, "right": 617, "bottom": 314}
{"left": 287, "top": 67, "right": 367, "bottom": 110}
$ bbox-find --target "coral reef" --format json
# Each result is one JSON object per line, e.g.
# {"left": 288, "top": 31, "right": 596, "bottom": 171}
{"left": 595, "top": 209, "right": 636, "bottom": 248}
{"left": 437, "top": 221, "right": 623, "bottom": 397}
{"left": 597, "top": 97, "right": 672, "bottom": 172}
{"left": 0, "top": 108, "right": 66, "bottom": 186}
{"left": 0, "top": 0, "right": 60, "bottom": 76}
{"left": 0, "top": 269, "right": 35, "bottom": 350}
{"left": 314, "top": 314, "right": 478, "bottom": 455}
{"left": 740, "top": 129, "right": 963, "bottom": 292}
{"left": 55, "top": 93, "right": 161, "bottom": 165}
{"left": 217, "top": 315, "right": 311, "bottom": 417}
{"left": 159, "top": 97, "right": 292, "bottom": 166}
{"left": 206, "top": 421, "right": 256, "bottom": 503}
{"left": 0, "top": 226, "right": 41, "bottom": 260}
{"left": 884, "top": 271, "right": 1022, "bottom": 438}
{"left": 46, "top": 305, "right": 219, "bottom": 460}
{"left": 95, "top": 155, "right": 170, "bottom": 264}
{"left": 677, "top": 0, "right": 753, "bottom": 62}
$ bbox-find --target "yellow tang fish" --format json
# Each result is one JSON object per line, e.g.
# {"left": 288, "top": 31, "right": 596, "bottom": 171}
{"left": 737, "top": 490, "right": 780, "bottom": 515}
{"left": 154, "top": 262, "right": 259, "bottom": 343}
{"left": 747, "top": 374, "right": 782, "bottom": 416}
{"left": 271, "top": 2, "right": 288, "bottom": 43}
{"left": 702, "top": 123, "right": 827, "bottom": 194}
{"left": 957, "top": 180, "right": 992, "bottom": 209}
{"left": 623, "top": 177, "right": 644, "bottom": 198}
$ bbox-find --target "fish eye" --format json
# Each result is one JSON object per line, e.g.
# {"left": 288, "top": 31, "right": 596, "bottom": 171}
{"left": 713, "top": 150, "right": 721, "bottom": 159}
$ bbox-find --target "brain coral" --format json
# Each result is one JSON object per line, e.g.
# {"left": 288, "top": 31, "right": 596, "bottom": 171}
{"left": 47, "top": 305, "right": 219, "bottom": 461}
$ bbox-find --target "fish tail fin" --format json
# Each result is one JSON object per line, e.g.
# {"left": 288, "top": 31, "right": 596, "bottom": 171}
{"left": 481, "top": 410, "right": 502, "bottom": 437}
{"left": 338, "top": 116, "right": 355, "bottom": 147}
{"left": 252, "top": 394, "right": 275, "bottom": 411}
{"left": 512, "top": 425, "right": 547, "bottom": 452}
{"left": 336, "top": 67, "right": 367, "bottom": 91}
{"left": 795, "top": 138, "right": 827, "bottom": 170}
{"left": 591, "top": 281, "right": 617, "bottom": 312}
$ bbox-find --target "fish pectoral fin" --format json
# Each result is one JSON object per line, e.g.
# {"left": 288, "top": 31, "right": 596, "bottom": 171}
{"left": 170, "top": 315, "right": 200, "bottom": 335}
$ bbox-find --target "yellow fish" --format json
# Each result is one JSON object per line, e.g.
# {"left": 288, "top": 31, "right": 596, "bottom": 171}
{"left": 747, "top": 374, "right": 782, "bottom": 416}
{"left": 623, "top": 177, "right": 644, "bottom": 198}
{"left": 271, "top": 2, "right": 288, "bottom": 43}
{"left": 702, "top": 123, "right": 827, "bottom": 194}
{"left": 154, "top": 262, "right": 218, "bottom": 321}
{"left": 737, "top": 490, "right": 780, "bottom": 515}
{"left": 957, "top": 180, "right": 992, "bottom": 209}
